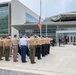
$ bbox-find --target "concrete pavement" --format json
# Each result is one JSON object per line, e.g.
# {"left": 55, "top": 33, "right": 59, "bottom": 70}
{"left": 0, "top": 45, "right": 76, "bottom": 75}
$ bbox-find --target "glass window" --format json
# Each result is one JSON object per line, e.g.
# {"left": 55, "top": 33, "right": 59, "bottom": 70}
{"left": 0, "top": 6, "right": 9, "bottom": 35}
{"left": 26, "top": 13, "right": 38, "bottom": 23}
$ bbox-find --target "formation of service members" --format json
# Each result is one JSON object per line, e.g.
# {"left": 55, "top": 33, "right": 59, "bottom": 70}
{"left": 0, "top": 34, "right": 52, "bottom": 64}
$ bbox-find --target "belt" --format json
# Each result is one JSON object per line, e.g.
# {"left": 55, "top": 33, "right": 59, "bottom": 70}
{"left": 21, "top": 45, "right": 27, "bottom": 46}
{"left": 13, "top": 45, "right": 18, "bottom": 46}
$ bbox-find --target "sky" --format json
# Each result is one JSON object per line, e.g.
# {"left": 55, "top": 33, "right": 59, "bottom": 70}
{"left": 0, "top": 0, "right": 76, "bottom": 19}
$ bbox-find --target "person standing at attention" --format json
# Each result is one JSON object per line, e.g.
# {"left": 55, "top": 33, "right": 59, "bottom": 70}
{"left": 12, "top": 34, "right": 19, "bottom": 62}
{"left": 3, "top": 36, "right": 11, "bottom": 61}
{"left": 28, "top": 34, "right": 36, "bottom": 64}
{"left": 0, "top": 37, "right": 3, "bottom": 60}
{"left": 19, "top": 35, "right": 28, "bottom": 63}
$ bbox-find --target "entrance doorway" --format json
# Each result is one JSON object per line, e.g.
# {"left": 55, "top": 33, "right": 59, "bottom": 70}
{"left": 56, "top": 30, "right": 76, "bottom": 44}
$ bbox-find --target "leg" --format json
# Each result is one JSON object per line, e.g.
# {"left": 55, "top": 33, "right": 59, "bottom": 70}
{"left": 21, "top": 46, "right": 27, "bottom": 62}
{"left": 30, "top": 46, "right": 35, "bottom": 64}
{"left": 13, "top": 46, "right": 18, "bottom": 62}
{"left": 0, "top": 46, "right": 2, "bottom": 60}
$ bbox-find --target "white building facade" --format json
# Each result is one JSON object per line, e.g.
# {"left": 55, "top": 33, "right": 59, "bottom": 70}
{"left": 0, "top": 0, "right": 76, "bottom": 44}
{"left": 0, "top": 0, "right": 39, "bottom": 38}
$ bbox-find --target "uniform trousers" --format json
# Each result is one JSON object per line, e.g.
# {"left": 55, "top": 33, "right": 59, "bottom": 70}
{"left": 18, "top": 45, "right": 21, "bottom": 55}
{"left": 35, "top": 45, "right": 37, "bottom": 56}
{"left": 10, "top": 47, "right": 12, "bottom": 56}
{"left": 5, "top": 46, "right": 10, "bottom": 61}
{"left": 36, "top": 45, "right": 42, "bottom": 59}
{"left": 21, "top": 45, "right": 27, "bottom": 62}
{"left": 26, "top": 46, "right": 29, "bottom": 56}
{"left": 2, "top": 47, "right": 5, "bottom": 57}
{"left": 0, "top": 46, "right": 3, "bottom": 59}
{"left": 29, "top": 45, "right": 35, "bottom": 63}
{"left": 45, "top": 44, "right": 48, "bottom": 55}
{"left": 12, "top": 45, "right": 18, "bottom": 61}
{"left": 42, "top": 44, "right": 45, "bottom": 57}
{"left": 47, "top": 44, "right": 50, "bottom": 54}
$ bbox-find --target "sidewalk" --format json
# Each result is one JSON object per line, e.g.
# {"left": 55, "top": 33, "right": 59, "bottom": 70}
{"left": 0, "top": 45, "right": 76, "bottom": 75}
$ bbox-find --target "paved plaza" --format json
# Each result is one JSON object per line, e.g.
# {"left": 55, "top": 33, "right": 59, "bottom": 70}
{"left": 0, "top": 45, "right": 76, "bottom": 75}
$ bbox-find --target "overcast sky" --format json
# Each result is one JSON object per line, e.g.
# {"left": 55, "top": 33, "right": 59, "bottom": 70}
{"left": 0, "top": 0, "right": 76, "bottom": 18}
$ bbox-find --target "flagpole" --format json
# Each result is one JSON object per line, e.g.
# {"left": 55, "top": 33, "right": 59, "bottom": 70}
{"left": 45, "top": 17, "right": 47, "bottom": 36}
{"left": 40, "top": 0, "right": 42, "bottom": 36}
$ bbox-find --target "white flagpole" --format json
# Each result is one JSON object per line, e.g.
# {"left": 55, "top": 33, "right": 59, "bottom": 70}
{"left": 40, "top": 0, "right": 42, "bottom": 36}
{"left": 46, "top": 18, "right": 47, "bottom": 36}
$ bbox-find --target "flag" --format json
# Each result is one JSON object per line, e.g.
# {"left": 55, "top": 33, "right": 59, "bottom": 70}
{"left": 37, "top": 17, "right": 40, "bottom": 29}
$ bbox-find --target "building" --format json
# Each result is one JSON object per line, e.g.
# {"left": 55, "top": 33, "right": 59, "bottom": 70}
{"left": 0, "top": 0, "right": 39, "bottom": 37}
{"left": 0, "top": 2, "right": 11, "bottom": 36}
{"left": 44, "top": 12, "right": 76, "bottom": 44}
{"left": 0, "top": 0, "right": 76, "bottom": 44}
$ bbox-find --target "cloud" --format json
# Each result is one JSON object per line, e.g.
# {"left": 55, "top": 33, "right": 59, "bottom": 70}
{"left": 65, "top": 0, "right": 76, "bottom": 12}
{"left": 58, "top": 0, "right": 74, "bottom": 12}
{"left": 0, "top": 0, "right": 10, "bottom": 2}
{"left": 0, "top": 0, "right": 76, "bottom": 18}
{"left": 12, "top": 0, "right": 76, "bottom": 18}
{"left": 19, "top": 0, "right": 40, "bottom": 15}
{"left": 42, "top": 0, "right": 75, "bottom": 18}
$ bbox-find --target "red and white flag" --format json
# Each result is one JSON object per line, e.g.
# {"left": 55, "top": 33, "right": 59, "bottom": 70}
{"left": 37, "top": 17, "right": 40, "bottom": 29}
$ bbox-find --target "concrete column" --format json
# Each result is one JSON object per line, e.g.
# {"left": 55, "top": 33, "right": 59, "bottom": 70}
{"left": 56, "top": 32, "right": 59, "bottom": 46}
{"left": 11, "top": 27, "right": 19, "bottom": 38}
{"left": 69, "top": 36, "right": 71, "bottom": 43}
{"left": 72, "top": 36, "right": 74, "bottom": 43}
{"left": 75, "top": 36, "right": 76, "bottom": 42}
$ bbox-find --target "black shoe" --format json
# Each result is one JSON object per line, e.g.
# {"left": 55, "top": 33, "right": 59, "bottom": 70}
{"left": 22, "top": 61, "right": 27, "bottom": 63}
{"left": 0, "top": 59, "right": 3, "bottom": 60}
{"left": 6, "top": 59, "right": 10, "bottom": 61}
{"left": 14, "top": 60, "right": 18, "bottom": 62}
{"left": 10, "top": 56, "right": 12, "bottom": 57}
{"left": 38, "top": 58, "right": 42, "bottom": 60}
{"left": 31, "top": 62, "right": 36, "bottom": 64}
